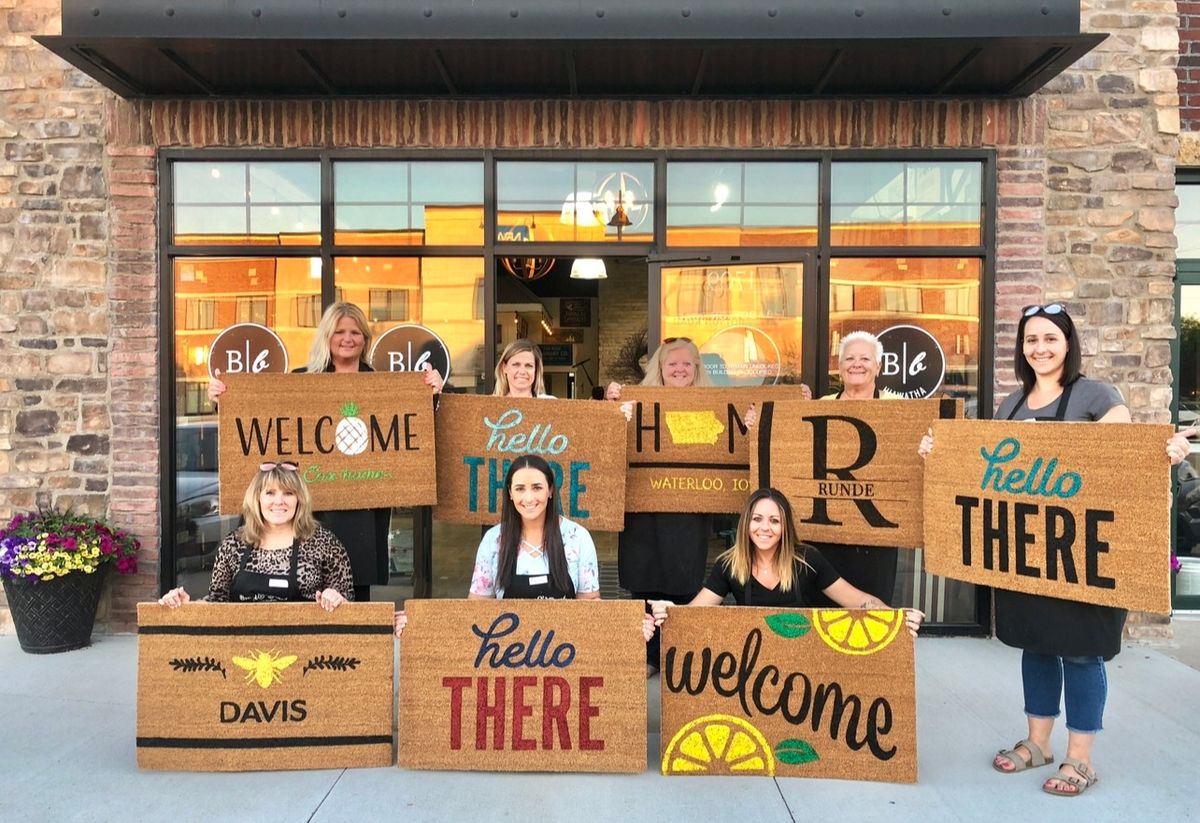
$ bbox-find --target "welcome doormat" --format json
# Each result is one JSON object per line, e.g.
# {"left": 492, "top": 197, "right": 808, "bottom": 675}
{"left": 136, "top": 602, "right": 395, "bottom": 771}
{"left": 752, "top": 398, "right": 961, "bottom": 547}
{"left": 659, "top": 606, "right": 917, "bottom": 783}
{"left": 398, "top": 599, "right": 646, "bottom": 772}
{"left": 621, "top": 386, "right": 809, "bottom": 513}
{"left": 432, "top": 395, "right": 628, "bottom": 531}
{"left": 217, "top": 372, "right": 437, "bottom": 513}
{"left": 923, "top": 419, "right": 1173, "bottom": 614}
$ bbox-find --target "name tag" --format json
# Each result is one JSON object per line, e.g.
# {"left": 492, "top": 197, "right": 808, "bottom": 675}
{"left": 529, "top": 575, "right": 548, "bottom": 586}
{"left": 268, "top": 578, "right": 289, "bottom": 589}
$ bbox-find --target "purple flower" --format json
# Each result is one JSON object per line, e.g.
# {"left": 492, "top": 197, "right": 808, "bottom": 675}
{"left": 1172, "top": 554, "right": 1183, "bottom": 574}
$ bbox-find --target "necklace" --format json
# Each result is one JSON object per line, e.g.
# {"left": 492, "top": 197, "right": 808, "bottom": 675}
{"left": 520, "top": 538, "right": 544, "bottom": 557}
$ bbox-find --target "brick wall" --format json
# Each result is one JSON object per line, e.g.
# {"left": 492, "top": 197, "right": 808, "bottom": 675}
{"left": 0, "top": 0, "right": 1182, "bottom": 632}
{"left": 1182, "top": 1, "right": 1200, "bottom": 128}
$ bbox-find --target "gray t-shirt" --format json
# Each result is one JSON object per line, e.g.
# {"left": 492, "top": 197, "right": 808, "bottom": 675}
{"left": 995, "top": 376, "right": 1123, "bottom": 422}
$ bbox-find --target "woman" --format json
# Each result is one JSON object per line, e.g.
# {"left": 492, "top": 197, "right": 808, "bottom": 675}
{"left": 812, "top": 330, "right": 903, "bottom": 606}
{"left": 159, "top": 461, "right": 352, "bottom": 609}
{"left": 209, "top": 302, "right": 441, "bottom": 602}
{"left": 918, "top": 303, "right": 1193, "bottom": 797}
{"left": 494, "top": 338, "right": 554, "bottom": 399}
{"left": 651, "top": 487, "right": 922, "bottom": 637}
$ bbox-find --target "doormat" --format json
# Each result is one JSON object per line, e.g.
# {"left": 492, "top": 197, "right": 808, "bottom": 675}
{"left": 136, "top": 602, "right": 395, "bottom": 771}
{"left": 659, "top": 605, "right": 916, "bottom": 782}
{"left": 433, "top": 395, "right": 627, "bottom": 531}
{"left": 398, "top": 599, "right": 646, "bottom": 772}
{"left": 217, "top": 372, "right": 437, "bottom": 513}
{"left": 923, "top": 419, "right": 1173, "bottom": 614}
{"left": 752, "top": 398, "right": 961, "bottom": 547}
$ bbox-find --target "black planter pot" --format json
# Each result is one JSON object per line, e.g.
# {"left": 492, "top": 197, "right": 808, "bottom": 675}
{"left": 3, "top": 566, "right": 109, "bottom": 654}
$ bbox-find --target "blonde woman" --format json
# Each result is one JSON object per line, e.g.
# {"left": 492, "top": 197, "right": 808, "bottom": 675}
{"left": 494, "top": 338, "right": 554, "bottom": 398}
{"left": 159, "top": 462, "right": 352, "bottom": 609}
{"left": 207, "top": 301, "right": 440, "bottom": 601}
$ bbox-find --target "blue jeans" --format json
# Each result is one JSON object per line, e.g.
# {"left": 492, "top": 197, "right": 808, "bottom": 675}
{"left": 1021, "top": 651, "right": 1106, "bottom": 734}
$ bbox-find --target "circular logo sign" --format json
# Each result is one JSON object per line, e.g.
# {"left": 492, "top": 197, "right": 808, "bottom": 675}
{"left": 208, "top": 323, "right": 289, "bottom": 378}
{"left": 875, "top": 325, "right": 946, "bottom": 398}
{"left": 370, "top": 324, "right": 452, "bottom": 382}
{"left": 699, "top": 325, "right": 781, "bottom": 386}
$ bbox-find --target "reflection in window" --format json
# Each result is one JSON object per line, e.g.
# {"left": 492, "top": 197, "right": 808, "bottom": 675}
{"left": 666, "top": 162, "right": 818, "bottom": 247}
{"left": 295, "top": 294, "right": 322, "bottom": 327}
{"left": 333, "top": 161, "right": 484, "bottom": 246}
{"left": 496, "top": 161, "right": 654, "bottom": 243}
{"left": 1178, "top": 182, "right": 1200, "bottom": 258}
{"left": 882, "top": 287, "right": 922, "bottom": 313}
{"left": 236, "top": 297, "right": 269, "bottom": 325}
{"left": 183, "top": 299, "right": 216, "bottom": 330}
{"left": 831, "top": 161, "right": 982, "bottom": 246}
{"left": 173, "top": 162, "right": 321, "bottom": 245}
{"left": 369, "top": 289, "right": 410, "bottom": 322}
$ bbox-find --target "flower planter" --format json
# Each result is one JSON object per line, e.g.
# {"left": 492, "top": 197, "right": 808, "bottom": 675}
{"left": 3, "top": 567, "right": 109, "bottom": 654}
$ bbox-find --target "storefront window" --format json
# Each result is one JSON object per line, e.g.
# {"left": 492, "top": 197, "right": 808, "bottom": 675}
{"left": 831, "top": 160, "right": 982, "bottom": 246}
{"left": 666, "top": 161, "right": 818, "bottom": 246}
{"left": 496, "top": 160, "right": 654, "bottom": 243}
{"left": 333, "top": 161, "right": 484, "bottom": 246}
{"left": 174, "top": 161, "right": 321, "bottom": 245}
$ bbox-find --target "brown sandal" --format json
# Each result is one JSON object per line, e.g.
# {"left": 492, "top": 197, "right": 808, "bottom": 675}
{"left": 1042, "top": 757, "right": 1098, "bottom": 797}
{"left": 992, "top": 738, "right": 1054, "bottom": 773}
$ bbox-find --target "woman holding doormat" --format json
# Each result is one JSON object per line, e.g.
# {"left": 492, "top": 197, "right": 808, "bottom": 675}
{"left": 918, "top": 303, "right": 1195, "bottom": 797}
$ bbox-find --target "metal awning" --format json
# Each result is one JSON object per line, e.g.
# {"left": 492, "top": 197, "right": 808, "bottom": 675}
{"left": 37, "top": 0, "right": 1105, "bottom": 99}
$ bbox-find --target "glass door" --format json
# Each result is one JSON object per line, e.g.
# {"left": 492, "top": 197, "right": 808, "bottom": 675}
{"left": 1174, "top": 266, "right": 1200, "bottom": 610}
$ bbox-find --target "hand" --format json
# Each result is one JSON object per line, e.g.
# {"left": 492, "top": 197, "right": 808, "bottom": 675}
{"left": 393, "top": 610, "right": 408, "bottom": 638}
{"left": 207, "top": 369, "right": 227, "bottom": 402}
{"left": 158, "top": 586, "right": 190, "bottom": 608}
{"left": 649, "top": 599, "right": 673, "bottom": 624}
{"left": 1168, "top": 426, "right": 1196, "bottom": 465}
{"left": 315, "top": 588, "right": 346, "bottom": 612}
{"left": 641, "top": 613, "right": 657, "bottom": 643}
{"left": 800, "top": 383, "right": 813, "bottom": 401}
{"left": 619, "top": 401, "right": 634, "bottom": 422}
{"left": 605, "top": 382, "right": 622, "bottom": 401}
{"left": 904, "top": 608, "right": 925, "bottom": 638}
{"left": 917, "top": 427, "right": 933, "bottom": 459}
{"left": 744, "top": 403, "right": 757, "bottom": 430}
{"left": 422, "top": 363, "right": 444, "bottom": 395}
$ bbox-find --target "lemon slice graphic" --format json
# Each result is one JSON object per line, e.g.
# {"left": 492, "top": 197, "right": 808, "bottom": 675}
{"left": 812, "top": 609, "right": 904, "bottom": 656}
{"left": 662, "top": 714, "right": 775, "bottom": 776}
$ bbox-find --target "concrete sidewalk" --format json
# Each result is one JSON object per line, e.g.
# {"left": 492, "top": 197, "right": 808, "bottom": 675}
{"left": 2, "top": 634, "right": 1198, "bottom": 823}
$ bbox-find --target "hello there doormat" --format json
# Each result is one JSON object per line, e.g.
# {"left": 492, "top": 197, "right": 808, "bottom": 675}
{"left": 432, "top": 395, "right": 628, "bottom": 531}
{"left": 398, "top": 599, "right": 646, "bottom": 772}
{"left": 217, "top": 372, "right": 437, "bottom": 513}
{"left": 922, "top": 419, "right": 1173, "bottom": 614}
{"left": 659, "top": 606, "right": 917, "bottom": 783}
{"left": 752, "top": 398, "right": 962, "bottom": 547}
{"left": 136, "top": 602, "right": 395, "bottom": 771}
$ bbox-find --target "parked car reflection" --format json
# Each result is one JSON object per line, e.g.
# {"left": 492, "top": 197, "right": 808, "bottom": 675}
{"left": 175, "top": 418, "right": 238, "bottom": 573}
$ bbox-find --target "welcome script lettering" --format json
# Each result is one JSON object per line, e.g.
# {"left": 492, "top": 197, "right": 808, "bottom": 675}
{"left": 955, "top": 437, "right": 1115, "bottom": 589}
{"left": 441, "top": 613, "right": 604, "bottom": 752}
{"left": 664, "top": 628, "right": 897, "bottom": 761}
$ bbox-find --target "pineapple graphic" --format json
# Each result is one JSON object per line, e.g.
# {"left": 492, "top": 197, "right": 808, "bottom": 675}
{"left": 335, "top": 402, "right": 370, "bottom": 456}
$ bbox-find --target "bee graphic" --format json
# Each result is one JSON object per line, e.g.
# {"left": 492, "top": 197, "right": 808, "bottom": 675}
{"left": 231, "top": 650, "right": 299, "bottom": 689}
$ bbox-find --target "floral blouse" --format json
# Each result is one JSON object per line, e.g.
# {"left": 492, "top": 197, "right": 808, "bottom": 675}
{"left": 205, "top": 525, "right": 354, "bottom": 602}
{"left": 469, "top": 518, "right": 600, "bottom": 598}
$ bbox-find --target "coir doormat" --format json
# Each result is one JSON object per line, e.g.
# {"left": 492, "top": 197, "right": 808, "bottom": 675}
{"left": 432, "top": 395, "right": 628, "bottom": 531}
{"left": 752, "top": 398, "right": 961, "bottom": 547}
{"left": 621, "top": 386, "right": 809, "bottom": 513}
{"left": 398, "top": 599, "right": 646, "bottom": 772}
{"left": 659, "top": 605, "right": 916, "bottom": 782}
{"left": 136, "top": 602, "right": 395, "bottom": 771}
{"left": 217, "top": 372, "right": 437, "bottom": 513}
{"left": 923, "top": 419, "right": 1173, "bottom": 614}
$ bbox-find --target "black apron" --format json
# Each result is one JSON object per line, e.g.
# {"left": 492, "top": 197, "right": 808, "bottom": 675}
{"left": 504, "top": 567, "right": 576, "bottom": 600}
{"left": 229, "top": 542, "right": 303, "bottom": 602}
{"left": 1005, "top": 380, "right": 1074, "bottom": 422}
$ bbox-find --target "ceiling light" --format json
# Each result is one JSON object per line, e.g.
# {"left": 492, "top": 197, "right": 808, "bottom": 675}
{"left": 569, "top": 258, "right": 607, "bottom": 280}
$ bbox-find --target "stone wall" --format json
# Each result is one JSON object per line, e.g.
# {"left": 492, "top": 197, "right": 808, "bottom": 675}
{"left": 0, "top": 0, "right": 1181, "bottom": 632}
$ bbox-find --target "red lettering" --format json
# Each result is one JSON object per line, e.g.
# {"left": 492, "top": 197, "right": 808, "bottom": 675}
{"left": 442, "top": 677, "right": 471, "bottom": 751}
{"left": 542, "top": 675, "right": 572, "bottom": 750}
{"left": 578, "top": 676, "right": 604, "bottom": 751}
{"left": 476, "top": 676, "right": 506, "bottom": 750}
{"left": 511, "top": 676, "right": 537, "bottom": 751}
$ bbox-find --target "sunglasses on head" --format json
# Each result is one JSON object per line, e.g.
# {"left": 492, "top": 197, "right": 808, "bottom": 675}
{"left": 663, "top": 337, "right": 693, "bottom": 344}
{"left": 259, "top": 461, "right": 298, "bottom": 472}
{"left": 1022, "top": 303, "right": 1066, "bottom": 318}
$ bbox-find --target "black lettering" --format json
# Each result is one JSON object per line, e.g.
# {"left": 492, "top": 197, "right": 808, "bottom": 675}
{"left": 370, "top": 415, "right": 401, "bottom": 451}
{"left": 635, "top": 403, "right": 661, "bottom": 454}
{"left": 811, "top": 681, "right": 864, "bottom": 750}
{"left": 726, "top": 404, "right": 749, "bottom": 454}
{"left": 235, "top": 418, "right": 272, "bottom": 456}
{"left": 219, "top": 701, "right": 240, "bottom": 723}
{"left": 240, "top": 702, "right": 263, "bottom": 723}
{"left": 403, "top": 412, "right": 418, "bottom": 450}
{"left": 663, "top": 647, "right": 710, "bottom": 696}
{"left": 1085, "top": 509, "right": 1117, "bottom": 590}
{"left": 1045, "top": 506, "right": 1078, "bottom": 583}
{"left": 982, "top": 498, "right": 1009, "bottom": 572}
{"left": 866, "top": 697, "right": 897, "bottom": 760}
{"left": 290, "top": 700, "right": 307, "bottom": 722}
{"left": 1014, "top": 502, "right": 1040, "bottom": 579}
{"left": 273, "top": 417, "right": 291, "bottom": 455}
{"left": 801, "top": 415, "right": 898, "bottom": 529}
{"left": 956, "top": 495, "right": 980, "bottom": 566}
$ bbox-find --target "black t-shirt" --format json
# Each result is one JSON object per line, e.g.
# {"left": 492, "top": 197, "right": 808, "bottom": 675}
{"left": 704, "top": 546, "right": 841, "bottom": 607}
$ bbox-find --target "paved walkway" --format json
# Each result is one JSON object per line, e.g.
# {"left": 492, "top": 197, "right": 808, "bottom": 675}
{"left": 2, "top": 634, "right": 1199, "bottom": 823}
